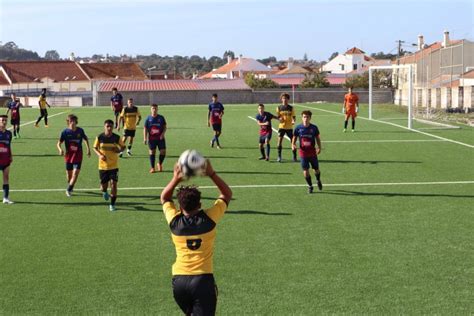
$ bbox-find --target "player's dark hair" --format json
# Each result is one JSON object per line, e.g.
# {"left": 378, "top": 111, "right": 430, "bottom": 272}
{"left": 212, "top": 94, "right": 218, "bottom": 98}
{"left": 177, "top": 185, "right": 201, "bottom": 212}
{"left": 258, "top": 103, "right": 265, "bottom": 108}
{"left": 301, "top": 110, "right": 312, "bottom": 117}
{"left": 112, "top": 87, "right": 118, "bottom": 91}
{"left": 11, "top": 92, "right": 16, "bottom": 96}
{"left": 104, "top": 119, "right": 114, "bottom": 126}
{"left": 0, "top": 115, "right": 8, "bottom": 119}
{"left": 151, "top": 103, "right": 158, "bottom": 108}
{"left": 128, "top": 98, "right": 133, "bottom": 101}
{"left": 280, "top": 93, "right": 290, "bottom": 100}
{"left": 67, "top": 114, "right": 78, "bottom": 123}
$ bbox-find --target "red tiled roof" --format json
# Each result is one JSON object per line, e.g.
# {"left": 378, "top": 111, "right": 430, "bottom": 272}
{"left": 326, "top": 76, "right": 346, "bottom": 85}
{"left": 0, "top": 61, "right": 88, "bottom": 83}
{"left": 200, "top": 57, "right": 273, "bottom": 79}
{"left": 98, "top": 79, "right": 250, "bottom": 92}
{"left": 0, "top": 71, "right": 10, "bottom": 85}
{"left": 345, "top": 47, "right": 365, "bottom": 55}
{"left": 397, "top": 40, "right": 463, "bottom": 65}
{"left": 462, "top": 69, "right": 474, "bottom": 79}
{"left": 272, "top": 77, "right": 305, "bottom": 85}
{"left": 80, "top": 62, "right": 147, "bottom": 80}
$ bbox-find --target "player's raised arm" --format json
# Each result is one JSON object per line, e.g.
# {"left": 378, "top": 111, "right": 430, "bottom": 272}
{"left": 204, "top": 160, "right": 232, "bottom": 205}
{"left": 160, "top": 163, "right": 184, "bottom": 204}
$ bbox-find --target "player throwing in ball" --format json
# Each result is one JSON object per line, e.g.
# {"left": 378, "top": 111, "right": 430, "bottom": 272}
{"left": 292, "top": 110, "right": 323, "bottom": 194}
{"left": 143, "top": 103, "right": 167, "bottom": 173}
{"left": 343, "top": 87, "right": 359, "bottom": 132}
{"left": 276, "top": 93, "right": 297, "bottom": 162}
{"left": 161, "top": 159, "right": 232, "bottom": 315}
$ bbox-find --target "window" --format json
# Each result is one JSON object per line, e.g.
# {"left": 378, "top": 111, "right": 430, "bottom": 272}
{"left": 353, "top": 64, "right": 358, "bottom": 70}
{"left": 340, "top": 64, "right": 345, "bottom": 71}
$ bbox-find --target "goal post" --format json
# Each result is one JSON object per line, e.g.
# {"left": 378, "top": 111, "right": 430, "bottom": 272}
{"left": 369, "top": 64, "right": 413, "bottom": 129}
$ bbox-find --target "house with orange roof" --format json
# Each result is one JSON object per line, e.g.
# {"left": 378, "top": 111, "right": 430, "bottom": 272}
{"left": 322, "top": 47, "right": 374, "bottom": 74}
{"left": 200, "top": 55, "right": 274, "bottom": 79}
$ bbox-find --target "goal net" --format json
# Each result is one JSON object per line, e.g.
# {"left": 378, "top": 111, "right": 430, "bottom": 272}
{"left": 369, "top": 65, "right": 460, "bottom": 130}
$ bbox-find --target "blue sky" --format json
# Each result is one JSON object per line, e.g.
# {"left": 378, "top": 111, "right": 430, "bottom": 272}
{"left": 0, "top": 0, "right": 472, "bottom": 61}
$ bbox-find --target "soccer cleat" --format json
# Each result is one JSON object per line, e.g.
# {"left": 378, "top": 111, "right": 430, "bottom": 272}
{"left": 293, "top": 157, "right": 298, "bottom": 162}
{"left": 216, "top": 145, "right": 222, "bottom": 149}
{"left": 210, "top": 140, "right": 214, "bottom": 148}
{"left": 109, "top": 205, "right": 116, "bottom": 212}
{"left": 351, "top": 129, "right": 355, "bottom": 133}
{"left": 308, "top": 186, "right": 314, "bottom": 194}
{"left": 265, "top": 157, "right": 269, "bottom": 161}
{"left": 3, "top": 198, "right": 14, "bottom": 204}
{"left": 149, "top": 167, "right": 156, "bottom": 173}
{"left": 317, "top": 180, "right": 323, "bottom": 191}
{"left": 127, "top": 149, "right": 132, "bottom": 156}
{"left": 258, "top": 156, "right": 265, "bottom": 160}
{"left": 343, "top": 129, "right": 346, "bottom": 133}
{"left": 13, "top": 135, "right": 17, "bottom": 139}
{"left": 119, "top": 152, "right": 123, "bottom": 158}
{"left": 34, "top": 124, "right": 39, "bottom": 128}
{"left": 45, "top": 125, "right": 49, "bottom": 128}
{"left": 103, "top": 191, "right": 110, "bottom": 201}
{"left": 156, "top": 163, "right": 163, "bottom": 172}
{"left": 66, "top": 190, "right": 72, "bottom": 197}
{"left": 277, "top": 157, "right": 282, "bottom": 163}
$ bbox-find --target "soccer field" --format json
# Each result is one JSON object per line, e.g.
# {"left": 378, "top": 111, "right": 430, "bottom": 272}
{"left": 0, "top": 103, "right": 473, "bottom": 314}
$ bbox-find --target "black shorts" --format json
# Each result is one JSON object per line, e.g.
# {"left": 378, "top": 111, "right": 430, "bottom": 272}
{"left": 148, "top": 139, "right": 166, "bottom": 150}
{"left": 211, "top": 124, "right": 222, "bottom": 132}
{"left": 278, "top": 129, "right": 293, "bottom": 139}
{"left": 259, "top": 133, "right": 272, "bottom": 144}
{"left": 172, "top": 274, "right": 217, "bottom": 316}
{"left": 300, "top": 156, "right": 319, "bottom": 170}
{"left": 124, "top": 129, "right": 136, "bottom": 137}
{"left": 10, "top": 119, "right": 19, "bottom": 125}
{"left": 99, "top": 169, "right": 119, "bottom": 184}
{"left": 66, "top": 162, "right": 82, "bottom": 171}
{"left": 114, "top": 110, "right": 122, "bottom": 116}
{"left": 0, "top": 164, "right": 11, "bottom": 171}
{"left": 40, "top": 109, "right": 48, "bottom": 116}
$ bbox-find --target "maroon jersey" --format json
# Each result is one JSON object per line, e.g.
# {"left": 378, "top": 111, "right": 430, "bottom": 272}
{"left": 293, "top": 123, "right": 320, "bottom": 158}
{"left": 208, "top": 102, "right": 224, "bottom": 125}
{"left": 0, "top": 130, "right": 13, "bottom": 165}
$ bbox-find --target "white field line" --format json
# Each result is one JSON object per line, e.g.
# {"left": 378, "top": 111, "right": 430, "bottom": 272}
{"left": 9, "top": 180, "right": 474, "bottom": 192}
{"left": 247, "top": 116, "right": 444, "bottom": 144}
{"left": 293, "top": 104, "right": 474, "bottom": 149}
{"left": 7, "top": 111, "right": 68, "bottom": 131}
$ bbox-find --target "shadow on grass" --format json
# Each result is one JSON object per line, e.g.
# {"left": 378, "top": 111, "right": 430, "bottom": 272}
{"left": 15, "top": 154, "right": 60, "bottom": 157}
{"left": 321, "top": 159, "right": 422, "bottom": 164}
{"left": 219, "top": 170, "right": 292, "bottom": 175}
{"left": 227, "top": 209, "right": 292, "bottom": 216}
{"left": 321, "top": 189, "right": 474, "bottom": 199}
{"left": 12, "top": 200, "right": 160, "bottom": 212}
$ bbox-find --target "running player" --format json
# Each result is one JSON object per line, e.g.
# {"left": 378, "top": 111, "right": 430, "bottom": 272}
{"left": 143, "top": 103, "right": 167, "bottom": 173}
{"left": 57, "top": 114, "right": 91, "bottom": 197}
{"left": 292, "top": 110, "right": 323, "bottom": 194}
{"left": 160, "top": 159, "right": 232, "bottom": 315}
{"left": 276, "top": 93, "right": 297, "bottom": 162}
{"left": 207, "top": 93, "right": 224, "bottom": 149}
{"left": 6, "top": 93, "right": 21, "bottom": 138}
{"left": 118, "top": 98, "right": 141, "bottom": 157}
{"left": 255, "top": 103, "right": 277, "bottom": 161}
{"left": 343, "top": 87, "right": 359, "bottom": 132}
{"left": 93, "top": 119, "right": 125, "bottom": 211}
{"left": 0, "top": 115, "right": 13, "bottom": 204}
{"left": 110, "top": 87, "right": 123, "bottom": 129}
{"left": 35, "top": 88, "right": 51, "bottom": 127}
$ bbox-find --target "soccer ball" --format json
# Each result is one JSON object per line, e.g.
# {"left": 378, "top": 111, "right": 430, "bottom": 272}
{"left": 178, "top": 149, "right": 206, "bottom": 179}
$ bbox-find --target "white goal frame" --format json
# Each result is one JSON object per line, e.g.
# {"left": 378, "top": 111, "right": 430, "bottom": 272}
{"left": 369, "top": 65, "right": 413, "bottom": 129}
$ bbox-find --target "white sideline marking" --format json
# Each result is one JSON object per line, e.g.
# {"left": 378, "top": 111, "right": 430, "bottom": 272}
{"left": 9, "top": 180, "right": 474, "bottom": 192}
{"left": 7, "top": 111, "right": 68, "bottom": 131}
{"left": 247, "top": 116, "right": 444, "bottom": 144}
{"left": 293, "top": 104, "right": 474, "bottom": 149}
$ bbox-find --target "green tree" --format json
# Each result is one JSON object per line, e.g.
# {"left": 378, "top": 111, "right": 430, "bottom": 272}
{"left": 328, "top": 51, "right": 338, "bottom": 61}
{"left": 223, "top": 50, "right": 235, "bottom": 60}
{"left": 44, "top": 50, "right": 60, "bottom": 60}
{"left": 301, "top": 72, "right": 330, "bottom": 88}
{"left": 244, "top": 73, "right": 278, "bottom": 89}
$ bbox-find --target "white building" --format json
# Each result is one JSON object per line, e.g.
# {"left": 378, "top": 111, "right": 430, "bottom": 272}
{"left": 322, "top": 47, "right": 374, "bottom": 74}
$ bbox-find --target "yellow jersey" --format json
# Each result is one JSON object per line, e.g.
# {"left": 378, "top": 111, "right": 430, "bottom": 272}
{"left": 120, "top": 106, "right": 141, "bottom": 130}
{"left": 93, "top": 132, "right": 124, "bottom": 170}
{"left": 38, "top": 94, "right": 48, "bottom": 109}
{"left": 276, "top": 104, "right": 295, "bottom": 129}
{"left": 163, "top": 199, "right": 227, "bottom": 275}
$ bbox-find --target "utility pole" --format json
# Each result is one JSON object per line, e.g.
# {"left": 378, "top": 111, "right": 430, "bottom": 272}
{"left": 395, "top": 40, "right": 405, "bottom": 95}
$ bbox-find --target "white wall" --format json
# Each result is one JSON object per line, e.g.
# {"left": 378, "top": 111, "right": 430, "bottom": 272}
{"left": 323, "top": 54, "right": 371, "bottom": 74}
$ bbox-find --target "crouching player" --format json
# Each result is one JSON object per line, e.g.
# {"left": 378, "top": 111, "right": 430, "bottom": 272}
{"left": 255, "top": 104, "right": 277, "bottom": 161}
{"left": 143, "top": 103, "right": 167, "bottom": 173}
{"left": 292, "top": 111, "right": 323, "bottom": 194}
{"left": 57, "top": 114, "right": 91, "bottom": 197}
{"left": 0, "top": 115, "right": 13, "bottom": 204}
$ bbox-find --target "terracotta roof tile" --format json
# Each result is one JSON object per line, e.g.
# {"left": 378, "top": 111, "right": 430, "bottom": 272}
{"left": 98, "top": 79, "right": 250, "bottom": 92}
{"left": 80, "top": 63, "right": 147, "bottom": 80}
{"left": 0, "top": 61, "right": 88, "bottom": 83}
{"left": 345, "top": 47, "right": 365, "bottom": 55}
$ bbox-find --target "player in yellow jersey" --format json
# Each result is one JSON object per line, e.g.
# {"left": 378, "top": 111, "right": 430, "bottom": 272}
{"left": 160, "top": 159, "right": 232, "bottom": 315}
{"left": 118, "top": 98, "right": 141, "bottom": 157}
{"left": 35, "top": 88, "right": 51, "bottom": 127}
{"left": 276, "top": 93, "right": 297, "bottom": 162}
{"left": 93, "top": 120, "right": 125, "bottom": 211}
